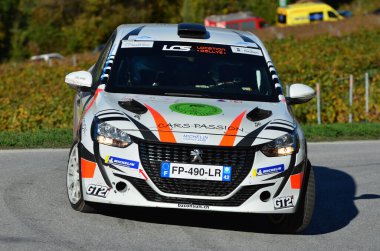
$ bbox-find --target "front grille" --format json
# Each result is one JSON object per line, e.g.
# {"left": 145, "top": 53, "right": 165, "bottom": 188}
{"left": 114, "top": 173, "right": 274, "bottom": 207}
{"left": 136, "top": 139, "right": 255, "bottom": 196}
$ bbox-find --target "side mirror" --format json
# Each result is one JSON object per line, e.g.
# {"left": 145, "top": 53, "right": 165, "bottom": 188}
{"left": 286, "top": 83, "right": 315, "bottom": 105}
{"left": 65, "top": 71, "right": 92, "bottom": 90}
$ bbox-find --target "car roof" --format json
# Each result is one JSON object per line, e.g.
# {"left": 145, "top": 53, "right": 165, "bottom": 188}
{"left": 282, "top": 2, "right": 330, "bottom": 10}
{"left": 114, "top": 23, "right": 262, "bottom": 48}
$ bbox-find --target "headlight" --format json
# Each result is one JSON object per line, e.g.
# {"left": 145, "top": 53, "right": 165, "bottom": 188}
{"left": 260, "top": 132, "right": 298, "bottom": 157}
{"left": 96, "top": 122, "right": 132, "bottom": 148}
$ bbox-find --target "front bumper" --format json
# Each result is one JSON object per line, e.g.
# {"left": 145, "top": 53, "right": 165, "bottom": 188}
{"left": 79, "top": 139, "right": 306, "bottom": 214}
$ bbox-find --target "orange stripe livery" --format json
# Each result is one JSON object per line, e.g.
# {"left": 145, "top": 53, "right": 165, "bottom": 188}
{"left": 145, "top": 104, "right": 176, "bottom": 143}
{"left": 219, "top": 111, "right": 246, "bottom": 146}
{"left": 75, "top": 88, "right": 103, "bottom": 135}
{"left": 81, "top": 158, "right": 96, "bottom": 178}
{"left": 84, "top": 88, "right": 103, "bottom": 115}
{"left": 290, "top": 172, "right": 304, "bottom": 189}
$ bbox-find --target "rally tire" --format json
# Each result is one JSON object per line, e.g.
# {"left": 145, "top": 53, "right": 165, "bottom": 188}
{"left": 66, "top": 142, "right": 96, "bottom": 213}
{"left": 268, "top": 160, "right": 315, "bottom": 234}
{"left": 297, "top": 161, "right": 315, "bottom": 232}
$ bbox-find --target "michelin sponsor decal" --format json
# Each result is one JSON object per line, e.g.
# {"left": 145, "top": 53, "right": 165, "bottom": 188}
{"left": 105, "top": 155, "right": 139, "bottom": 169}
{"left": 252, "top": 164, "right": 284, "bottom": 177}
{"left": 182, "top": 133, "right": 209, "bottom": 143}
{"left": 178, "top": 203, "right": 210, "bottom": 210}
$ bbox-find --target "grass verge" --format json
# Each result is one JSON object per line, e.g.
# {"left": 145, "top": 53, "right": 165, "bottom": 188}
{"left": 0, "top": 123, "right": 379, "bottom": 149}
{"left": 0, "top": 128, "right": 73, "bottom": 149}
{"left": 301, "top": 123, "right": 380, "bottom": 142}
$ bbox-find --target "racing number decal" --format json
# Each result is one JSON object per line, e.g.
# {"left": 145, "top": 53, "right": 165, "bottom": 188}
{"left": 86, "top": 184, "right": 110, "bottom": 198}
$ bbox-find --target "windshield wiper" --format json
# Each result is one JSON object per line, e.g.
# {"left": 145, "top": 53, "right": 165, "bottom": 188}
{"left": 164, "top": 92, "right": 207, "bottom": 98}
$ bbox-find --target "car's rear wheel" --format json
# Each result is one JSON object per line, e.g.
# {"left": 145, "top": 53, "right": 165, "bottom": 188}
{"left": 267, "top": 160, "right": 315, "bottom": 234}
{"left": 66, "top": 142, "right": 96, "bottom": 213}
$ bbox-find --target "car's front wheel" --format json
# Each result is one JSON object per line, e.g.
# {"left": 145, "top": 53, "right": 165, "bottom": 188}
{"left": 66, "top": 142, "right": 96, "bottom": 213}
{"left": 267, "top": 160, "right": 315, "bottom": 234}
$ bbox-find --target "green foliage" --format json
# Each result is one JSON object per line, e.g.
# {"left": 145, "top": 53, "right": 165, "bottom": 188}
{"left": 0, "top": 0, "right": 378, "bottom": 61}
{"left": 0, "top": 29, "right": 379, "bottom": 132}
{"left": 181, "top": 0, "right": 278, "bottom": 24}
{"left": 0, "top": 2, "right": 379, "bottom": 132}
{"left": 243, "top": 0, "right": 279, "bottom": 25}
{"left": 0, "top": 0, "right": 19, "bottom": 59}
{"left": 0, "top": 53, "right": 96, "bottom": 132}
{"left": 62, "top": 0, "right": 129, "bottom": 53}
{"left": 2, "top": 0, "right": 183, "bottom": 60}
{"left": 266, "top": 29, "right": 380, "bottom": 124}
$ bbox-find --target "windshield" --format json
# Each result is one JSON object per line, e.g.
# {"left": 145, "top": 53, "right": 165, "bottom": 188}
{"left": 106, "top": 41, "right": 277, "bottom": 102}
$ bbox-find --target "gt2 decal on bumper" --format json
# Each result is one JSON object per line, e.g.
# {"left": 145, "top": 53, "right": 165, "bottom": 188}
{"left": 273, "top": 196, "right": 294, "bottom": 209}
{"left": 86, "top": 184, "right": 110, "bottom": 198}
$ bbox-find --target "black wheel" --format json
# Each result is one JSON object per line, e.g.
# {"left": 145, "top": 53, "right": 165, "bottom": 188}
{"left": 66, "top": 142, "right": 96, "bottom": 213}
{"left": 268, "top": 160, "right": 315, "bottom": 234}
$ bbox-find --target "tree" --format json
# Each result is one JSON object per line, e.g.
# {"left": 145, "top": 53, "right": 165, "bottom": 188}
{"left": 0, "top": 0, "right": 19, "bottom": 60}
{"left": 181, "top": 0, "right": 279, "bottom": 24}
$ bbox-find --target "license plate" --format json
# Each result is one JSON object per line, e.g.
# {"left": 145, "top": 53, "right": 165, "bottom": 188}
{"left": 160, "top": 162, "right": 232, "bottom": 182}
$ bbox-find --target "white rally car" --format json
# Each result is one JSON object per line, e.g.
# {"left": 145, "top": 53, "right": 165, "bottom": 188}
{"left": 65, "top": 23, "right": 315, "bottom": 233}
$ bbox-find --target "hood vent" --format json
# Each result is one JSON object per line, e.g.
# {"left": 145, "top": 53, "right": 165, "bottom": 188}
{"left": 118, "top": 99, "right": 148, "bottom": 114}
{"left": 246, "top": 107, "right": 272, "bottom": 122}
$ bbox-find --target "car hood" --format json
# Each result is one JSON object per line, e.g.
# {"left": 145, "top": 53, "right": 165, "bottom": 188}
{"left": 95, "top": 92, "right": 295, "bottom": 146}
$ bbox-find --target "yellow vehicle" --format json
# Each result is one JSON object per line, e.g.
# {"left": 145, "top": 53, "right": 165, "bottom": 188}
{"left": 277, "top": 2, "right": 344, "bottom": 26}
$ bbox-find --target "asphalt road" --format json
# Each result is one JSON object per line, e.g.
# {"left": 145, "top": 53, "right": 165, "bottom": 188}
{"left": 0, "top": 141, "right": 379, "bottom": 251}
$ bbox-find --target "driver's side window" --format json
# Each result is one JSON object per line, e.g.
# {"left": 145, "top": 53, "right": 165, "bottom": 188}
{"left": 91, "top": 31, "right": 116, "bottom": 87}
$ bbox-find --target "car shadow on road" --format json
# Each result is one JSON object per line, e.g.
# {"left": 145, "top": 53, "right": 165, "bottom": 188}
{"left": 95, "top": 165, "right": 362, "bottom": 235}
{"left": 303, "top": 165, "right": 358, "bottom": 235}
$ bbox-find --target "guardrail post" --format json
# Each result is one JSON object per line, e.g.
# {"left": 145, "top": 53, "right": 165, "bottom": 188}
{"left": 349, "top": 74, "right": 353, "bottom": 123}
{"left": 365, "top": 72, "right": 369, "bottom": 118}
{"left": 316, "top": 83, "right": 321, "bottom": 125}
{"left": 72, "top": 55, "right": 77, "bottom": 67}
